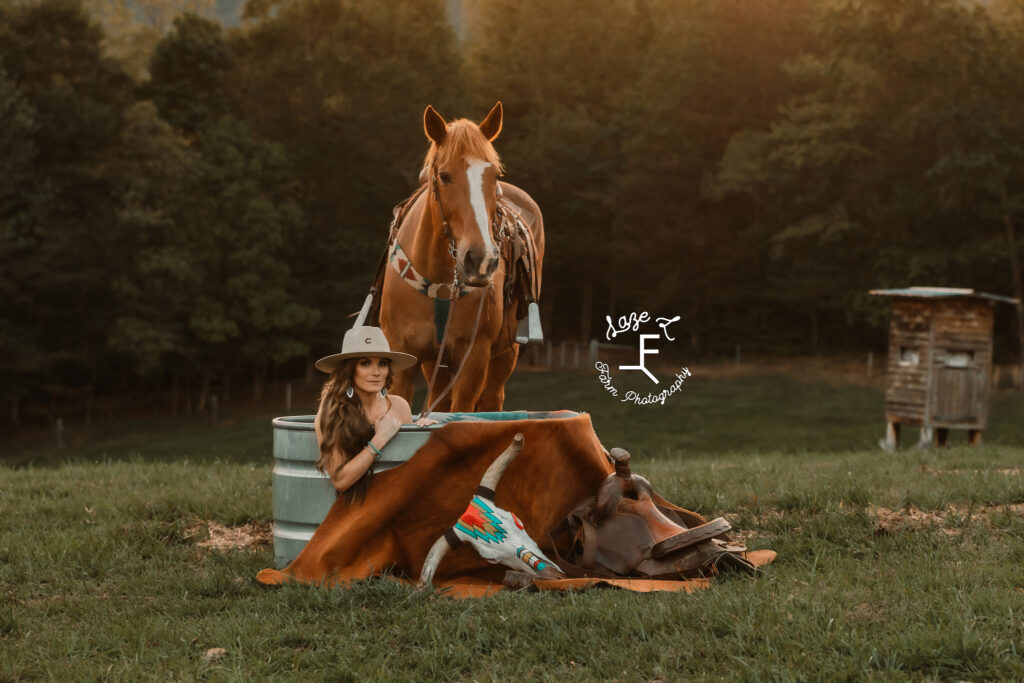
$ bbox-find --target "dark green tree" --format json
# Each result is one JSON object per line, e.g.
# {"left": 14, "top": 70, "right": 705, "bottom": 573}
{"left": 232, "top": 0, "right": 463, "bottom": 353}
{"left": 107, "top": 101, "right": 198, "bottom": 379}
{"left": 0, "top": 64, "right": 43, "bottom": 422}
{"left": 181, "top": 117, "right": 318, "bottom": 401}
{"left": 143, "top": 12, "right": 233, "bottom": 135}
{"left": 143, "top": 15, "right": 319, "bottom": 403}
{"left": 465, "top": 0, "right": 650, "bottom": 342}
{"left": 0, "top": 0, "right": 131, "bottom": 419}
{"left": 710, "top": 0, "right": 1024, "bottom": 355}
{"left": 618, "top": 0, "right": 817, "bottom": 353}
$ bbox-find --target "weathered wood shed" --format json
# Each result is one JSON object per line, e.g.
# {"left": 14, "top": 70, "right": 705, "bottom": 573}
{"left": 870, "top": 287, "right": 1018, "bottom": 450}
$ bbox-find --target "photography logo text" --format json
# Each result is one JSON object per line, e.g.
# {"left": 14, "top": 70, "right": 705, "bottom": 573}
{"left": 595, "top": 311, "right": 691, "bottom": 407}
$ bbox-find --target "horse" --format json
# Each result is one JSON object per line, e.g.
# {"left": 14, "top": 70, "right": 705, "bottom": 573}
{"left": 378, "top": 102, "right": 544, "bottom": 413}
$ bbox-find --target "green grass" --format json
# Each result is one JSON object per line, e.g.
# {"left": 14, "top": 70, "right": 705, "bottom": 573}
{"left": 2, "top": 448, "right": 1023, "bottom": 680}
{"left": 8, "top": 368, "right": 1024, "bottom": 467}
{"left": 503, "top": 369, "right": 1024, "bottom": 457}
{"left": 2, "top": 370, "right": 1024, "bottom": 679}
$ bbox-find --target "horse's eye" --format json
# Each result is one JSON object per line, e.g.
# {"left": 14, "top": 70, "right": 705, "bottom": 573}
{"left": 439, "top": 172, "right": 452, "bottom": 184}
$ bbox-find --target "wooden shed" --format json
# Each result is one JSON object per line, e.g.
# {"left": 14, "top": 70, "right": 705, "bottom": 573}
{"left": 870, "top": 287, "right": 1018, "bottom": 450}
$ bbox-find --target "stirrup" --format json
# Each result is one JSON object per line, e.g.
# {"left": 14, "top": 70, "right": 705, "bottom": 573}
{"left": 651, "top": 517, "right": 733, "bottom": 558}
{"left": 515, "top": 301, "right": 544, "bottom": 345}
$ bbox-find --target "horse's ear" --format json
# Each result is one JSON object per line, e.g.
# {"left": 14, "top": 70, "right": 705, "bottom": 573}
{"left": 479, "top": 101, "right": 503, "bottom": 141}
{"left": 424, "top": 105, "right": 447, "bottom": 145}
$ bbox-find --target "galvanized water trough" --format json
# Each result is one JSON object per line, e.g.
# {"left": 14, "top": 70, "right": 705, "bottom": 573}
{"left": 271, "top": 411, "right": 562, "bottom": 568}
{"left": 271, "top": 416, "right": 433, "bottom": 568}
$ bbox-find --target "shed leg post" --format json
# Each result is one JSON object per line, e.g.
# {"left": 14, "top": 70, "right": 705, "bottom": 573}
{"left": 968, "top": 429, "right": 983, "bottom": 446}
{"left": 916, "top": 427, "right": 933, "bottom": 450}
{"left": 883, "top": 421, "right": 899, "bottom": 452}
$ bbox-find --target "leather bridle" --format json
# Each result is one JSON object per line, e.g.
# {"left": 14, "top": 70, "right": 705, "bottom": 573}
{"left": 419, "top": 166, "right": 513, "bottom": 419}
{"left": 429, "top": 166, "right": 509, "bottom": 291}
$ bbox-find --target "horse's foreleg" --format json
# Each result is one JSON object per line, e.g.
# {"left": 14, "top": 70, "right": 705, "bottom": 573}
{"left": 420, "top": 360, "right": 453, "bottom": 414}
{"left": 447, "top": 348, "right": 495, "bottom": 413}
{"left": 476, "top": 344, "right": 519, "bottom": 412}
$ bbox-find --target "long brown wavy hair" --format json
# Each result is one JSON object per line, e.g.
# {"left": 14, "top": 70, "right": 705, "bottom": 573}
{"left": 315, "top": 357, "right": 394, "bottom": 504}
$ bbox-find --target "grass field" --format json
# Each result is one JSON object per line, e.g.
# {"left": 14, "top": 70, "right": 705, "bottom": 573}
{"left": 8, "top": 362, "right": 1024, "bottom": 466}
{"left": 2, "top": 368, "right": 1023, "bottom": 680}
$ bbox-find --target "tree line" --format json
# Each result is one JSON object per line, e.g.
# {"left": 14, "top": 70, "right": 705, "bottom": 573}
{"left": 2, "top": 0, "right": 1023, "bottom": 425}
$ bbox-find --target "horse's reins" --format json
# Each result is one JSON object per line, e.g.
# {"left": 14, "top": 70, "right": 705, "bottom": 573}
{"left": 418, "top": 168, "right": 505, "bottom": 418}
{"left": 430, "top": 169, "right": 462, "bottom": 281}
{"left": 419, "top": 282, "right": 487, "bottom": 419}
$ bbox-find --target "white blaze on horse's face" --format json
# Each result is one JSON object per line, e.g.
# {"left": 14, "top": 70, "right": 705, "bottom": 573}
{"left": 457, "top": 158, "right": 499, "bottom": 285}
{"left": 467, "top": 159, "right": 497, "bottom": 267}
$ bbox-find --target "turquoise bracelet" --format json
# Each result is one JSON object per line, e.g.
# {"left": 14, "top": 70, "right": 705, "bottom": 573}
{"left": 366, "top": 441, "right": 383, "bottom": 460}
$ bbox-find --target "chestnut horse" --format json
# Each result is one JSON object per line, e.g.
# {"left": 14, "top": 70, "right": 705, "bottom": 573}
{"left": 379, "top": 102, "right": 544, "bottom": 412}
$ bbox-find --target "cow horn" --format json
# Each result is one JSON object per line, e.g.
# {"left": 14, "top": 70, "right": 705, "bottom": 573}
{"left": 478, "top": 433, "right": 524, "bottom": 493}
{"left": 417, "top": 534, "right": 454, "bottom": 588}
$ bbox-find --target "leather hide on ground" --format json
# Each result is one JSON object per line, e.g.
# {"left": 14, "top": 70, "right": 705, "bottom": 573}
{"left": 256, "top": 412, "right": 773, "bottom": 597}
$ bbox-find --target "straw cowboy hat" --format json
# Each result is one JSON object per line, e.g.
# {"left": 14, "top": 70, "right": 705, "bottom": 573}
{"left": 315, "top": 326, "right": 418, "bottom": 373}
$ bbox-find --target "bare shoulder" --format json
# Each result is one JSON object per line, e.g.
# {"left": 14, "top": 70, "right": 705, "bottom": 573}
{"left": 389, "top": 394, "right": 414, "bottom": 423}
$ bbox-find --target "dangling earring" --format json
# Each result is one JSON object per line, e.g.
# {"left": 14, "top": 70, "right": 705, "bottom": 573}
{"left": 345, "top": 386, "right": 354, "bottom": 399}
{"left": 380, "top": 387, "right": 387, "bottom": 398}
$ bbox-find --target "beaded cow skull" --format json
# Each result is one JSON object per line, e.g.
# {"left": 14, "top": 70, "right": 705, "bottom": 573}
{"left": 417, "top": 433, "right": 564, "bottom": 587}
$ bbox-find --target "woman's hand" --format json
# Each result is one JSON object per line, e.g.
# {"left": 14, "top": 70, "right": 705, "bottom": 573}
{"left": 372, "top": 412, "right": 402, "bottom": 449}
{"left": 414, "top": 417, "right": 439, "bottom": 427}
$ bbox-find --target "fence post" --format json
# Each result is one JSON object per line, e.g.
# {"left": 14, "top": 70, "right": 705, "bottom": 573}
{"left": 285, "top": 382, "right": 292, "bottom": 412}
{"left": 572, "top": 342, "right": 580, "bottom": 368}
{"left": 559, "top": 341, "right": 566, "bottom": 367}
{"left": 56, "top": 418, "right": 64, "bottom": 449}
{"left": 589, "top": 339, "right": 598, "bottom": 367}
{"left": 867, "top": 351, "right": 874, "bottom": 378}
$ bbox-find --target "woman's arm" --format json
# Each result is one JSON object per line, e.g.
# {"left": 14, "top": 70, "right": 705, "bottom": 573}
{"left": 329, "top": 444, "right": 378, "bottom": 493}
{"left": 318, "top": 406, "right": 402, "bottom": 493}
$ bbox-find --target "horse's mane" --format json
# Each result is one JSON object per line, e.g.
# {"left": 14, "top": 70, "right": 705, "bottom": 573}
{"left": 422, "top": 119, "right": 504, "bottom": 176}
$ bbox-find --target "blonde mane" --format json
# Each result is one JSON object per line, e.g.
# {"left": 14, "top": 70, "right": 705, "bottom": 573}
{"left": 422, "top": 119, "right": 503, "bottom": 176}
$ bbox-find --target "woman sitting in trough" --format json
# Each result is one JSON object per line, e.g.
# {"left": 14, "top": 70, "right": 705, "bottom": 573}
{"left": 314, "top": 326, "right": 435, "bottom": 501}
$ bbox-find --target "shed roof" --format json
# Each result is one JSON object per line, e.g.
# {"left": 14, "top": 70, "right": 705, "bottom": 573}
{"left": 869, "top": 286, "right": 1018, "bottom": 305}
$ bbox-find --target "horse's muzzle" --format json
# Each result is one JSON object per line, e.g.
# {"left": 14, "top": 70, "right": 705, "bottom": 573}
{"left": 462, "top": 249, "right": 498, "bottom": 285}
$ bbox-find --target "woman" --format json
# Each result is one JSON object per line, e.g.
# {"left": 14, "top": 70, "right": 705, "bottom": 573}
{"left": 313, "top": 326, "right": 435, "bottom": 501}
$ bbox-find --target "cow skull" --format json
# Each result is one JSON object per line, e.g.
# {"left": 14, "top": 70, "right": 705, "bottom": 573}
{"left": 417, "top": 433, "right": 564, "bottom": 588}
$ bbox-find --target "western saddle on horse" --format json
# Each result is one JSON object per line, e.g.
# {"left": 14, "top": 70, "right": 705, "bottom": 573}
{"left": 356, "top": 183, "right": 542, "bottom": 346}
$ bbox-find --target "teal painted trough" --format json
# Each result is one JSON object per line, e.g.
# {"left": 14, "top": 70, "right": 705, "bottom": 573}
{"left": 271, "top": 411, "right": 571, "bottom": 567}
